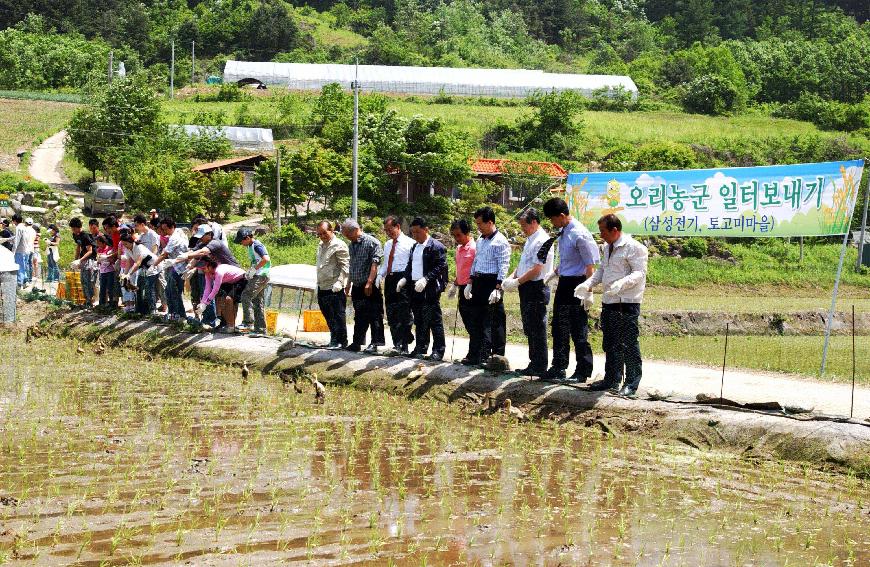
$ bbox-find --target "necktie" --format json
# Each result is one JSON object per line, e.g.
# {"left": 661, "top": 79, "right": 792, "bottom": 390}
{"left": 386, "top": 237, "right": 397, "bottom": 274}
{"left": 608, "top": 242, "right": 614, "bottom": 260}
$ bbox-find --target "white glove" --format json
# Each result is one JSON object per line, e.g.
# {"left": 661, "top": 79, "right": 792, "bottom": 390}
{"left": 464, "top": 283, "right": 472, "bottom": 300}
{"left": 488, "top": 289, "right": 502, "bottom": 305}
{"left": 447, "top": 283, "right": 457, "bottom": 299}
{"left": 543, "top": 270, "right": 558, "bottom": 285}
{"left": 501, "top": 277, "right": 519, "bottom": 292}
{"left": 70, "top": 259, "right": 81, "bottom": 270}
{"left": 196, "top": 303, "right": 208, "bottom": 314}
{"left": 414, "top": 277, "right": 427, "bottom": 293}
{"left": 177, "top": 252, "right": 190, "bottom": 262}
{"left": 396, "top": 278, "right": 407, "bottom": 292}
{"left": 579, "top": 290, "right": 594, "bottom": 310}
{"left": 573, "top": 281, "right": 591, "bottom": 299}
{"left": 375, "top": 274, "right": 383, "bottom": 289}
{"left": 609, "top": 279, "right": 625, "bottom": 296}
{"left": 245, "top": 267, "right": 257, "bottom": 279}
{"left": 331, "top": 280, "right": 343, "bottom": 293}
{"left": 182, "top": 267, "right": 197, "bottom": 281}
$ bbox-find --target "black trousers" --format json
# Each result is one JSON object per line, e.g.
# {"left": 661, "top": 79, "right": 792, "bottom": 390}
{"left": 468, "top": 274, "right": 506, "bottom": 359}
{"left": 384, "top": 273, "right": 413, "bottom": 350}
{"left": 519, "top": 280, "right": 550, "bottom": 371}
{"left": 601, "top": 303, "right": 642, "bottom": 388}
{"left": 317, "top": 289, "right": 347, "bottom": 346}
{"left": 410, "top": 290, "right": 445, "bottom": 355}
{"left": 551, "top": 275, "right": 593, "bottom": 377}
{"left": 457, "top": 284, "right": 481, "bottom": 361}
{"left": 351, "top": 282, "right": 385, "bottom": 346}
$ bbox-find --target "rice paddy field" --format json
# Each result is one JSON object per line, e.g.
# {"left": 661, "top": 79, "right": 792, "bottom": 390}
{"left": 1, "top": 312, "right": 869, "bottom": 566}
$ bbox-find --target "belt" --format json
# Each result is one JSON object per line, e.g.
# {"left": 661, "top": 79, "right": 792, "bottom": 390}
{"left": 602, "top": 302, "right": 640, "bottom": 312}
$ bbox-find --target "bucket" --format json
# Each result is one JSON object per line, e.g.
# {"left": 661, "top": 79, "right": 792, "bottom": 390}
{"left": 265, "top": 308, "right": 279, "bottom": 335}
{"left": 303, "top": 309, "right": 329, "bottom": 332}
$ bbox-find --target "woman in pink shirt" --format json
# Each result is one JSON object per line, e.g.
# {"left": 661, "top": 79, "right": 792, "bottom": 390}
{"left": 198, "top": 259, "right": 247, "bottom": 332}
{"left": 450, "top": 219, "right": 479, "bottom": 365}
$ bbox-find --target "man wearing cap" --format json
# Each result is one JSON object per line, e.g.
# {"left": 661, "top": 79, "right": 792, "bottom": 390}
{"left": 235, "top": 228, "right": 271, "bottom": 335}
{"left": 465, "top": 206, "right": 511, "bottom": 365}
{"left": 0, "top": 218, "right": 13, "bottom": 252}
{"left": 378, "top": 216, "right": 415, "bottom": 355}
{"left": 541, "top": 197, "right": 600, "bottom": 383}
{"left": 341, "top": 219, "right": 385, "bottom": 353}
{"left": 500, "top": 208, "right": 554, "bottom": 377}
{"left": 187, "top": 224, "right": 240, "bottom": 267}
{"left": 316, "top": 221, "right": 350, "bottom": 349}
{"left": 399, "top": 217, "right": 448, "bottom": 360}
{"left": 573, "top": 214, "right": 648, "bottom": 397}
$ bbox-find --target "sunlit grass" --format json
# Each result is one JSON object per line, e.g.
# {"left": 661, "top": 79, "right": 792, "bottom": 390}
{"left": 0, "top": 98, "right": 77, "bottom": 155}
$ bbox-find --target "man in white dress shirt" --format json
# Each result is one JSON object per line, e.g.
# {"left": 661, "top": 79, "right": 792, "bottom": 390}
{"left": 501, "top": 208, "right": 554, "bottom": 377}
{"left": 574, "top": 214, "right": 649, "bottom": 397}
{"left": 378, "top": 216, "right": 416, "bottom": 355}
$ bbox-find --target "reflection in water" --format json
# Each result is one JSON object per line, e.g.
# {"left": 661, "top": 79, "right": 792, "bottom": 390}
{"left": 1, "top": 335, "right": 869, "bottom": 566}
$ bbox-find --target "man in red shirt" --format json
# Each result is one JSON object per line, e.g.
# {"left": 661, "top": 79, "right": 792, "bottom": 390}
{"left": 449, "top": 219, "right": 479, "bottom": 365}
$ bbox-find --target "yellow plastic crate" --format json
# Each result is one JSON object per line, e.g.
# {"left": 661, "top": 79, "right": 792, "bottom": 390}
{"left": 303, "top": 310, "right": 329, "bottom": 332}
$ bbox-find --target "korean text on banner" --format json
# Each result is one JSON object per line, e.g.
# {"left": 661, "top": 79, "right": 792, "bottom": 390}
{"left": 564, "top": 160, "right": 865, "bottom": 237}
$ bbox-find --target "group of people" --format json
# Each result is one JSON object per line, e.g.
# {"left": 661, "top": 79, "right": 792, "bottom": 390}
{"left": 314, "top": 197, "right": 649, "bottom": 396}
{"left": 65, "top": 212, "right": 272, "bottom": 335}
{"left": 2, "top": 214, "right": 61, "bottom": 287}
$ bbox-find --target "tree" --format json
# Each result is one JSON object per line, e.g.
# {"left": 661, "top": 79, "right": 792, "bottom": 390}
{"left": 203, "top": 171, "right": 242, "bottom": 220}
{"left": 66, "top": 75, "right": 161, "bottom": 179}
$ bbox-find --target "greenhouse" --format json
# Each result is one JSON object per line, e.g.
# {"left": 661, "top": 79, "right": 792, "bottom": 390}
{"left": 223, "top": 61, "right": 638, "bottom": 98}
{"left": 177, "top": 125, "right": 275, "bottom": 151}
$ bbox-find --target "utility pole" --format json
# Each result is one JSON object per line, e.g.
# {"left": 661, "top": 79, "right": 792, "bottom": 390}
{"left": 276, "top": 148, "right": 282, "bottom": 231}
{"left": 108, "top": 50, "right": 113, "bottom": 83}
{"left": 191, "top": 41, "right": 196, "bottom": 85}
{"left": 170, "top": 39, "right": 175, "bottom": 99}
{"left": 351, "top": 58, "right": 359, "bottom": 221}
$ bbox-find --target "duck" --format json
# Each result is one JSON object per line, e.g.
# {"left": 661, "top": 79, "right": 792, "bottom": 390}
{"left": 406, "top": 363, "right": 426, "bottom": 380}
{"left": 76, "top": 346, "right": 85, "bottom": 354}
{"left": 241, "top": 361, "right": 249, "bottom": 380}
{"left": 309, "top": 374, "right": 326, "bottom": 404}
{"left": 502, "top": 399, "right": 527, "bottom": 421}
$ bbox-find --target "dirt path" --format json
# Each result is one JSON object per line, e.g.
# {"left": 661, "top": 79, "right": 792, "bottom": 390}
{"left": 270, "top": 312, "right": 870, "bottom": 420}
{"left": 28, "top": 130, "right": 83, "bottom": 204}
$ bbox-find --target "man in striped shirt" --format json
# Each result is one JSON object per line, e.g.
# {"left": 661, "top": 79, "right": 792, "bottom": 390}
{"left": 342, "top": 218, "right": 385, "bottom": 353}
{"left": 464, "top": 207, "right": 511, "bottom": 365}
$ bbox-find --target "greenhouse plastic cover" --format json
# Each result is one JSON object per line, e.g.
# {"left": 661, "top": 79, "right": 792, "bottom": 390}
{"left": 223, "top": 61, "right": 637, "bottom": 98}
{"left": 178, "top": 125, "right": 275, "bottom": 151}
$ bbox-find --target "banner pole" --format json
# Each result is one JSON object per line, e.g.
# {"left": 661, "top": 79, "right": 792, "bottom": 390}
{"left": 820, "top": 226, "right": 852, "bottom": 376}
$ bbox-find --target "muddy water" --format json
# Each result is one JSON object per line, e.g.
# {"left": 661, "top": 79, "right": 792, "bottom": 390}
{"left": 1, "top": 332, "right": 869, "bottom": 566}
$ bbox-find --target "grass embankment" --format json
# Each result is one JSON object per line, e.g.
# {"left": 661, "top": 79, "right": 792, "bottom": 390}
{"left": 162, "top": 92, "right": 864, "bottom": 148}
{"left": 2, "top": 313, "right": 868, "bottom": 563}
{"left": 0, "top": 98, "right": 77, "bottom": 156}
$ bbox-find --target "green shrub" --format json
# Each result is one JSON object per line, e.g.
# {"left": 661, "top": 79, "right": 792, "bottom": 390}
{"left": 634, "top": 141, "right": 697, "bottom": 170}
{"left": 238, "top": 193, "right": 263, "bottom": 216}
{"left": 773, "top": 93, "right": 870, "bottom": 132}
{"left": 215, "top": 83, "right": 248, "bottom": 102}
{"left": 271, "top": 223, "right": 306, "bottom": 246}
{"left": 682, "top": 74, "right": 742, "bottom": 115}
{"left": 681, "top": 237, "right": 708, "bottom": 258}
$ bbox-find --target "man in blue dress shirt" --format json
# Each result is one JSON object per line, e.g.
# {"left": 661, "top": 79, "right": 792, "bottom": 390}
{"left": 541, "top": 198, "right": 600, "bottom": 383}
{"left": 464, "top": 206, "right": 511, "bottom": 366}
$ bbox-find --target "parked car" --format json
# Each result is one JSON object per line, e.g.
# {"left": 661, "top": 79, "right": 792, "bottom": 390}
{"left": 84, "top": 182, "right": 125, "bottom": 216}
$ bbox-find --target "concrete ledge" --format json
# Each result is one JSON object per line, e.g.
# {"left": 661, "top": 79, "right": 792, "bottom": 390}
{"left": 50, "top": 309, "right": 870, "bottom": 477}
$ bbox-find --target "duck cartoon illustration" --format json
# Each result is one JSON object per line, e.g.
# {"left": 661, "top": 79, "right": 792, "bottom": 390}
{"left": 601, "top": 179, "right": 625, "bottom": 214}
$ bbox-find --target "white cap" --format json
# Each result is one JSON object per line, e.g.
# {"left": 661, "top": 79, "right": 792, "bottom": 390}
{"left": 25, "top": 217, "right": 33, "bottom": 225}
{"left": 193, "top": 224, "right": 214, "bottom": 238}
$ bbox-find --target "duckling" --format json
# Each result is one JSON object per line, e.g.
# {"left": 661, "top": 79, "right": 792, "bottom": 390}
{"left": 76, "top": 346, "right": 85, "bottom": 355}
{"left": 241, "top": 361, "right": 249, "bottom": 381}
{"left": 309, "top": 374, "right": 326, "bottom": 404}
{"left": 93, "top": 340, "right": 106, "bottom": 355}
{"left": 292, "top": 374, "right": 304, "bottom": 394}
{"left": 502, "top": 398, "right": 527, "bottom": 421}
{"left": 407, "top": 363, "right": 426, "bottom": 380}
